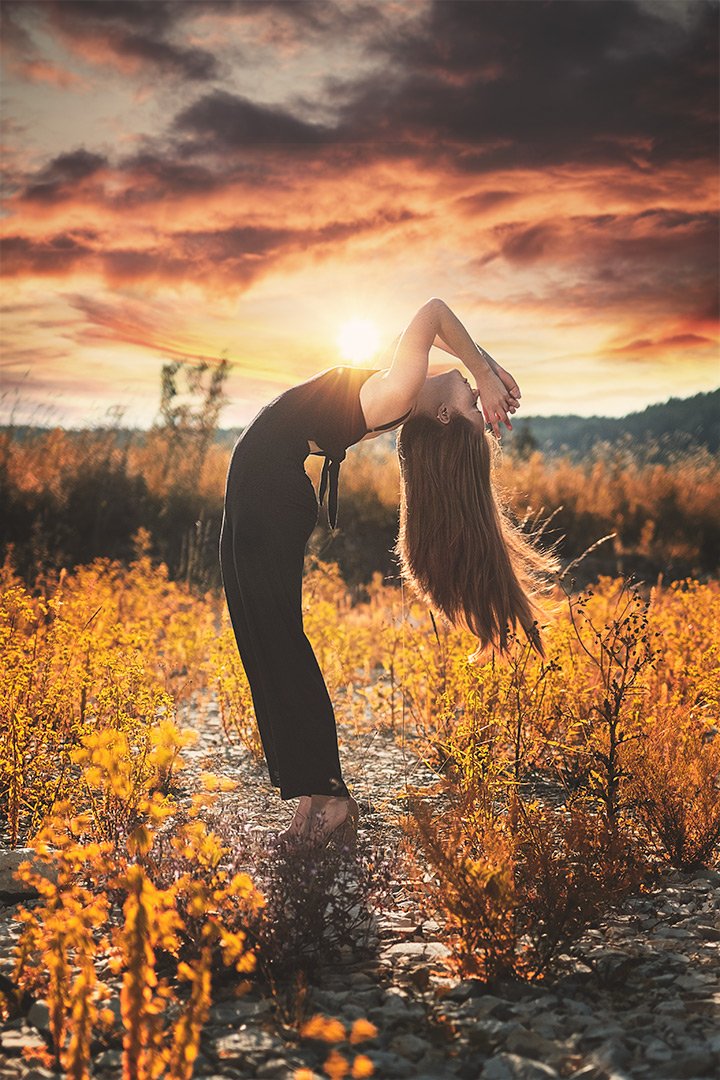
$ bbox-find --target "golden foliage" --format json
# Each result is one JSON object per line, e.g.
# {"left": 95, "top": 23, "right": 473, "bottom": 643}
{"left": 8, "top": 726, "right": 263, "bottom": 1078}
{"left": 297, "top": 1012, "right": 377, "bottom": 1080}
{"left": 1, "top": 554, "right": 718, "bottom": 1060}
{"left": 0, "top": 552, "right": 216, "bottom": 846}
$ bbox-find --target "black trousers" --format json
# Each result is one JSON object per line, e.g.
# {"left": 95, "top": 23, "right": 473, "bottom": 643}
{"left": 219, "top": 456, "right": 350, "bottom": 801}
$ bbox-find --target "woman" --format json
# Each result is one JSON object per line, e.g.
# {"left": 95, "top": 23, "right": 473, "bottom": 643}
{"left": 219, "top": 298, "right": 554, "bottom": 849}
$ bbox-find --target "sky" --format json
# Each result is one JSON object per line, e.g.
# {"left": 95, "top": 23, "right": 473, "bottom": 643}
{"left": 1, "top": 0, "right": 718, "bottom": 429}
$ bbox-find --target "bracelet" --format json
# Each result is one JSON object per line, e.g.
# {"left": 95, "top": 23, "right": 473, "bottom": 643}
{"left": 475, "top": 342, "right": 496, "bottom": 370}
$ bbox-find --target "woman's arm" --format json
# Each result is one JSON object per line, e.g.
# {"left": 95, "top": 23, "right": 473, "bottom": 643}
{"left": 376, "top": 298, "right": 518, "bottom": 435}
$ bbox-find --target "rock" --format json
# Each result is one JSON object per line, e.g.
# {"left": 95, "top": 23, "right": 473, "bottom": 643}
{"left": 207, "top": 998, "right": 273, "bottom": 1024}
{"left": 695, "top": 924, "right": 720, "bottom": 941}
{"left": 384, "top": 940, "right": 451, "bottom": 960}
{"left": 0, "top": 849, "right": 57, "bottom": 900}
{"left": 0, "top": 1028, "right": 47, "bottom": 1053}
{"left": 415, "top": 1049, "right": 459, "bottom": 1077}
{"left": 675, "top": 972, "right": 716, "bottom": 990}
{"left": 213, "top": 1027, "right": 285, "bottom": 1062}
{"left": 364, "top": 1049, "right": 417, "bottom": 1077}
{"left": 462, "top": 1019, "right": 523, "bottom": 1054}
{"left": 341, "top": 1003, "right": 374, "bottom": 1022}
{"left": 255, "top": 1059, "right": 300, "bottom": 1078}
{"left": 349, "top": 972, "right": 378, "bottom": 988}
{"left": 457, "top": 997, "right": 512, "bottom": 1022}
{"left": 347, "top": 988, "right": 383, "bottom": 1008}
{"left": 368, "top": 988, "right": 426, "bottom": 1026}
{"left": 389, "top": 1032, "right": 431, "bottom": 1060}
{"left": 520, "top": 1012, "right": 563, "bottom": 1040}
{"left": 655, "top": 997, "right": 686, "bottom": 1015}
{"left": 94, "top": 1049, "right": 123, "bottom": 1070}
{"left": 651, "top": 973, "right": 679, "bottom": 987}
{"left": 567, "top": 1067, "right": 605, "bottom": 1080}
{"left": 642, "top": 1037, "right": 674, "bottom": 1064}
{"left": 25, "top": 1000, "right": 51, "bottom": 1034}
{"left": 656, "top": 1049, "right": 716, "bottom": 1078}
{"left": 688, "top": 867, "right": 720, "bottom": 885}
{"left": 563, "top": 1000, "right": 595, "bottom": 1018}
{"left": 307, "top": 988, "right": 352, "bottom": 1010}
{"left": 444, "top": 978, "right": 488, "bottom": 1002}
{"left": 587, "top": 1038, "right": 632, "bottom": 1070}
{"left": 583, "top": 1025, "right": 628, "bottom": 1045}
{"left": 505, "top": 1027, "right": 564, "bottom": 1065}
{"left": 481, "top": 1052, "right": 560, "bottom": 1079}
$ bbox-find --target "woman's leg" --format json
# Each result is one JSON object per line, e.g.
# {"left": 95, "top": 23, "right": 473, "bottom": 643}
{"left": 224, "top": 510, "right": 350, "bottom": 802}
{"left": 220, "top": 515, "right": 281, "bottom": 787}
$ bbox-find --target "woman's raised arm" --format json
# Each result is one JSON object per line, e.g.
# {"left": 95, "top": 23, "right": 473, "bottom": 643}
{"left": 377, "top": 298, "right": 520, "bottom": 436}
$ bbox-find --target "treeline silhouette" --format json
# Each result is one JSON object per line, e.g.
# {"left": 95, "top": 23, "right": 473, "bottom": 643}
{"left": 2, "top": 365, "right": 718, "bottom": 589}
{"left": 502, "top": 388, "right": 720, "bottom": 459}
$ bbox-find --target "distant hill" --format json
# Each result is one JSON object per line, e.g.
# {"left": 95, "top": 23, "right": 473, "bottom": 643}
{"left": 502, "top": 388, "right": 720, "bottom": 459}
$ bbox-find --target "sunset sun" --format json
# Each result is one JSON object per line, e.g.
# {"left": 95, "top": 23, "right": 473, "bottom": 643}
{"left": 337, "top": 318, "right": 381, "bottom": 365}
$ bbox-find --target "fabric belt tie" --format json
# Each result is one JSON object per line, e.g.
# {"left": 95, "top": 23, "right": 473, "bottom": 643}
{"left": 318, "top": 455, "right": 342, "bottom": 530}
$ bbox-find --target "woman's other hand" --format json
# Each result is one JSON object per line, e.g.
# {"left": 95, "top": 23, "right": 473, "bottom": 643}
{"left": 492, "top": 363, "right": 521, "bottom": 411}
{"left": 475, "top": 367, "right": 518, "bottom": 438}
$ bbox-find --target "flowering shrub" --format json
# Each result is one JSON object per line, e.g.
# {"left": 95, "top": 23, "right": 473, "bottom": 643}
{"left": 4, "top": 731, "right": 263, "bottom": 1078}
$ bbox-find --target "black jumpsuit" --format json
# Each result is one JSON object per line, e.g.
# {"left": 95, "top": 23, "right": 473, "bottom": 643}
{"left": 219, "top": 365, "right": 410, "bottom": 800}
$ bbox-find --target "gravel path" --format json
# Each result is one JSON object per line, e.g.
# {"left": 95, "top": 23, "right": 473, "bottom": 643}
{"left": 1, "top": 699, "right": 718, "bottom": 1080}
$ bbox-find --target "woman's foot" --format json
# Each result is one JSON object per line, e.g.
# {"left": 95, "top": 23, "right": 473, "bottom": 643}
{"left": 276, "top": 795, "right": 359, "bottom": 850}
{"left": 306, "top": 795, "right": 359, "bottom": 849}
{"left": 276, "top": 795, "right": 312, "bottom": 842}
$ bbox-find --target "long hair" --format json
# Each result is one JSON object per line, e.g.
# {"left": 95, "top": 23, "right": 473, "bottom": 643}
{"left": 395, "top": 413, "right": 558, "bottom": 659}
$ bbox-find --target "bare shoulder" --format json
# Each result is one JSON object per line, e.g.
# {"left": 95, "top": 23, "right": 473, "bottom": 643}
{"left": 359, "top": 368, "right": 416, "bottom": 430}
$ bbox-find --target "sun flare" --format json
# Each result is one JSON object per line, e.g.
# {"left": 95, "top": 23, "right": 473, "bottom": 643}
{"left": 337, "top": 318, "right": 381, "bottom": 365}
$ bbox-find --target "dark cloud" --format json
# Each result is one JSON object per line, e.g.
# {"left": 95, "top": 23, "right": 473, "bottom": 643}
{"left": 115, "top": 153, "right": 226, "bottom": 202}
{"left": 479, "top": 207, "right": 719, "bottom": 322}
{"left": 7, "top": 1, "right": 717, "bottom": 176}
{"left": 4, "top": 0, "right": 220, "bottom": 81}
{"left": 174, "top": 91, "right": 332, "bottom": 149}
{"left": 23, "top": 150, "right": 108, "bottom": 203}
{"left": 0, "top": 3, "right": 35, "bottom": 56}
{"left": 2, "top": 233, "right": 94, "bottom": 275}
{"left": 109, "top": 31, "right": 218, "bottom": 80}
{"left": 3, "top": 208, "right": 419, "bottom": 287}
{"left": 45, "top": 1, "right": 180, "bottom": 34}
{"left": 457, "top": 190, "right": 520, "bottom": 213}
{"left": 143, "top": 0, "right": 719, "bottom": 181}
{"left": 13, "top": 150, "right": 227, "bottom": 207}
{"left": 493, "top": 224, "right": 559, "bottom": 265}
{"left": 486, "top": 208, "right": 718, "bottom": 267}
{"left": 325, "top": 0, "right": 719, "bottom": 171}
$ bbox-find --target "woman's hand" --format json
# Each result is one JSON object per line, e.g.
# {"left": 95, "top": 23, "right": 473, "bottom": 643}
{"left": 474, "top": 344, "right": 521, "bottom": 409}
{"left": 492, "top": 362, "right": 521, "bottom": 410}
{"left": 475, "top": 366, "right": 519, "bottom": 438}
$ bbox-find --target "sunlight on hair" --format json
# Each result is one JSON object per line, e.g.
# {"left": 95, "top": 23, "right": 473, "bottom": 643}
{"left": 337, "top": 318, "right": 381, "bottom": 364}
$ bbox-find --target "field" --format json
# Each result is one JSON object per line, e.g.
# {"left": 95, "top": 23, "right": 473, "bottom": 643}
{"left": 1, "top": 544, "right": 719, "bottom": 1078}
{"left": 1, "top": 374, "right": 719, "bottom": 1078}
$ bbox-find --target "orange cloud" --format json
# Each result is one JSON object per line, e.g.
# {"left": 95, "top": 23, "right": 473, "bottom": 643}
{"left": 11, "top": 58, "right": 89, "bottom": 89}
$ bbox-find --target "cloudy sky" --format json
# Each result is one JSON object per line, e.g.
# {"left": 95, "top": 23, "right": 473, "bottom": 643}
{"left": 1, "top": 0, "right": 718, "bottom": 428}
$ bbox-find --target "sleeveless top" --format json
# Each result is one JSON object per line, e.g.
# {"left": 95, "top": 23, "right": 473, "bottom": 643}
{"left": 231, "top": 366, "right": 411, "bottom": 530}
